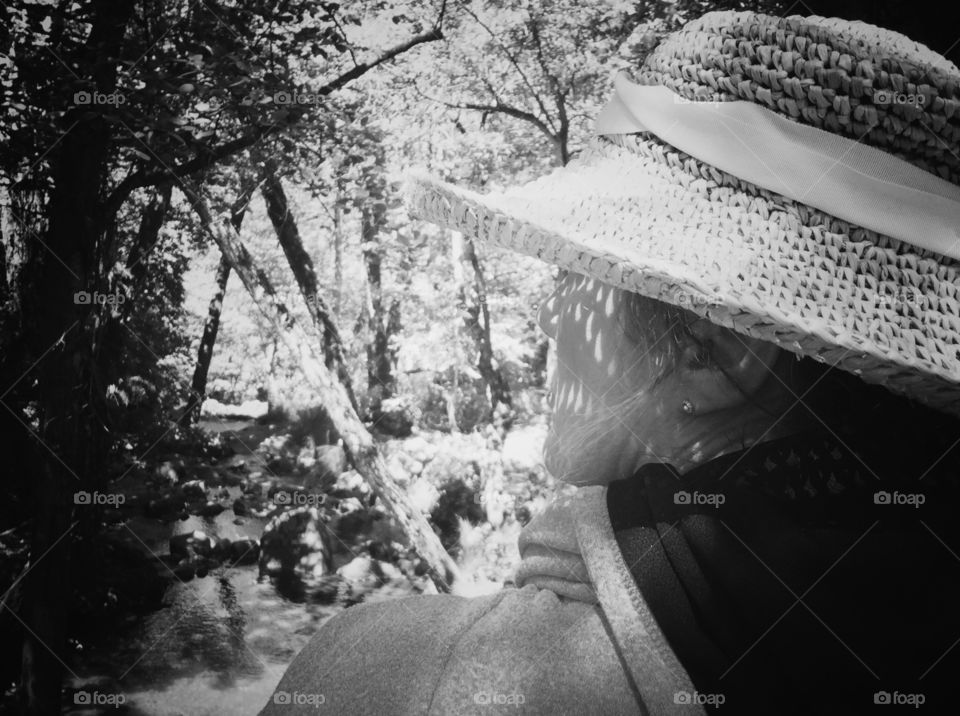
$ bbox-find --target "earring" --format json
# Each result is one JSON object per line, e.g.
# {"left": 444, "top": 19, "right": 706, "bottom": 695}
{"left": 681, "top": 399, "right": 696, "bottom": 415}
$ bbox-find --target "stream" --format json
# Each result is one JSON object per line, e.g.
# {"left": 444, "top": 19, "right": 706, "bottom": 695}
{"left": 64, "top": 419, "right": 340, "bottom": 716}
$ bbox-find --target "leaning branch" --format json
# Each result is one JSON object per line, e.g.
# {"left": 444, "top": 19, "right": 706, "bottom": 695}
{"left": 178, "top": 180, "right": 461, "bottom": 593}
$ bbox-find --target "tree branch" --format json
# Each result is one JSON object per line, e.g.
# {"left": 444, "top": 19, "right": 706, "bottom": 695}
{"left": 415, "top": 84, "right": 556, "bottom": 146}
{"left": 459, "top": 3, "right": 557, "bottom": 136}
{"left": 103, "top": 16, "right": 446, "bottom": 215}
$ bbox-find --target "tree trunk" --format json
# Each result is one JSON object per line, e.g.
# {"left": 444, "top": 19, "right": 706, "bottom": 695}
{"left": 451, "top": 231, "right": 513, "bottom": 423}
{"left": 179, "top": 181, "right": 460, "bottom": 592}
{"left": 181, "top": 175, "right": 259, "bottom": 424}
{"left": 333, "top": 187, "right": 344, "bottom": 316}
{"left": 183, "top": 253, "right": 232, "bottom": 424}
{"left": 125, "top": 183, "right": 172, "bottom": 293}
{"left": 260, "top": 168, "right": 361, "bottom": 417}
{"left": 446, "top": 366, "right": 460, "bottom": 433}
{"left": 362, "top": 224, "right": 394, "bottom": 419}
{"left": 19, "top": 2, "right": 136, "bottom": 712}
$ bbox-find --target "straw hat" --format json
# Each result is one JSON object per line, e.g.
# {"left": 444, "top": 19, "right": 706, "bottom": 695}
{"left": 406, "top": 11, "right": 960, "bottom": 416}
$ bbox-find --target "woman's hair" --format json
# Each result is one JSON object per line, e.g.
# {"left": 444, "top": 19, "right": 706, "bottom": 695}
{"left": 549, "top": 288, "right": 960, "bottom": 483}
{"left": 548, "top": 291, "right": 692, "bottom": 482}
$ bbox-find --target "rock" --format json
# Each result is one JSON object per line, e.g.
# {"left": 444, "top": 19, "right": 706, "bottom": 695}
{"left": 170, "top": 530, "right": 216, "bottom": 560}
{"left": 232, "top": 498, "right": 249, "bottom": 516}
{"left": 407, "top": 479, "right": 441, "bottom": 515}
{"left": 377, "top": 560, "right": 405, "bottom": 583}
{"left": 259, "top": 506, "right": 334, "bottom": 585}
{"left": 329, "top": 469, "right": 368, "bottom": 499}
{"left": 228, "top": 537, "right": 260, "bottom": 566}
{"left": 181, "top": 479, "right": 206, "bottom": 499}
{"left": 240, "top": 479, "right": 261, "bottom": 496}
{"left": 172, "top": 561, "right": 196, "bottom": 581}
{"left": 337, "top": 555, "right": 378, "bottom": 587}
{"left": 197, "top": 501, "right": 225, "bottom": 517}
{"left": 334, "top": 510, "right": 374, "bottom": 545}
{"left": 309, "top": 574, "right": 344, "bottom": 604}
{"left": 371, "top": 405, "right": 413, "bottom": 437}
{"left": 154, "top": 460, "right": 184, "bottom": 485}
{"left": 430, "top": 478, "right": 485, "bottom": 552}
{"left": 368, "top": 541, "right": 399, "bottom": 562}
{"left": 384, "top": 453, "right": 413, "bottom": 486}
{"left": 404, "top": 435, "right": 437, "bottom": 464}
{"left": 214, "top": 537, "right": 233, "bottom": 559}
{"left": 336, "top": 555, "right": 408, "bottom": 603}
{"left": 316, "top": 444, "right": 347, "bottom": 474}
{"left": 145, "top": 494, "right": 186, "bottom": 520}
{"left": 266, "top": 454, "right": 296, "bottom": 474}
{"left": 295, "top": 436, "right": 317, "bottom": 471}
{"left": 301, "top": 445, "right": 347, "bottom": 493}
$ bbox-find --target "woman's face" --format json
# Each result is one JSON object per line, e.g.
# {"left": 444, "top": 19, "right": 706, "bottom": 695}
{"left": 537, "top": 271, "right": 664, "bottom": 485}
{"left": 536, "top": 271, "right": 804, "bottom": 484}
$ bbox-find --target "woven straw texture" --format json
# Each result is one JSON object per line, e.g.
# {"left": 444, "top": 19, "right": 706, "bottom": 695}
{"left": 635, "top": 12, "right": 960, "bottom": 183}
{"left": 406, "top": 11, "right": 960, "bottom": 416}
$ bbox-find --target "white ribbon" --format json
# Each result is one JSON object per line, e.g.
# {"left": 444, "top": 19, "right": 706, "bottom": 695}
{"left": 595, "top": 73, "right": 960, "bottom": 261}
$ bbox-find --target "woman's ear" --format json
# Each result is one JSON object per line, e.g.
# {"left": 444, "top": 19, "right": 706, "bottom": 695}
{"left": 675, "top": 319, "right": 783, "bottom": 414}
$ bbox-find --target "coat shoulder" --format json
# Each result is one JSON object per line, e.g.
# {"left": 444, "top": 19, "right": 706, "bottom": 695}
{"left": 260, "top": 584, "right": 641, "bottom": 715}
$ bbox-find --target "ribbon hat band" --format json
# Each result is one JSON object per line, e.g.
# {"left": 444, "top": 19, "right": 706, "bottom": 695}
{"left": 595, "top": 73, "right": 960, "bottom": 261}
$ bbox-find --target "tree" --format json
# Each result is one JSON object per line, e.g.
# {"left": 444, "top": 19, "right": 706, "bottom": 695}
{"left": 451, "top": 231, "right": 513, "bottom": 422}
{"left": 260, "top": 160, "right": 362, "bottom": 416}
{"left": 183, "top": 171, "right": 260, "bottom": 425}
{"left": 0, "top": 0, "right": 448, "bottom": 710}
{"left": 179, "top": 180, "right": 461, "bottom": 592}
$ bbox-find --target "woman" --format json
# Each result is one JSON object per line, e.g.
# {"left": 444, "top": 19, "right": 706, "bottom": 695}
{"left": 263, "top": 10, "right": 960, "bottom": 714}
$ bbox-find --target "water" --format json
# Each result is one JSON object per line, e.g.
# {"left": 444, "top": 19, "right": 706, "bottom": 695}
{"left": 66, "top": 419, "right": 341, "bottom": 715}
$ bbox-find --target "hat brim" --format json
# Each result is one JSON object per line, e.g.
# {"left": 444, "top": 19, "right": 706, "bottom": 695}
{"left": 406, "top": 134, "right": 960, "bottom": 416}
